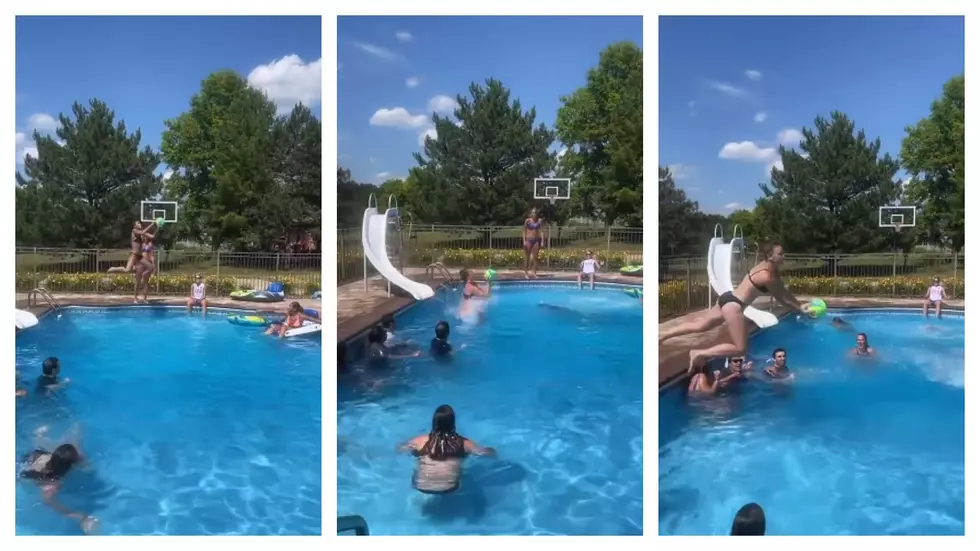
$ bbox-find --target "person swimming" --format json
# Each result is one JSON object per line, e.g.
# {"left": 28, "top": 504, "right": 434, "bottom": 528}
{"left": 688, "top": 365, "right": 723, "bottom": 396}
{"left": 430, "top": 321, "right": 454, "bottom": 357}
{"left": 36, "top": 357, "right": 70, "bottom": 395}
{"left": 366, "top": 325, "right": 420, "bottom": 363}
{"left": 763, "top": 348, "right": 794, "bottom": 380}
{"left": 831, "top": 317, "right": 853, "bottom": 331}
{"left": 458, "top": 268, "right": 490, "bottom": 320}
{"left": 19, "top": 426, "right": 97, "bottom": 533}
{"left": 397, "top": 404, "right": 496, "bottom": 494}
{"left": 853, "top": 332, "right": 874, "bottom": 356}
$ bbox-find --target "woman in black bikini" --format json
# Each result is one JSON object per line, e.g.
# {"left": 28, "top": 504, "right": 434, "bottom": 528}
{"left": 108, "top": 220, "right": 156, "bottom": 274}
{"left": 19, "top": 426, "right": 97, "bottom": 533}
{"left": 522, "top": 207, "right": 544, "bottom": 278}
{"left": 659, "top": 242, "right": 813, "bottom": 371}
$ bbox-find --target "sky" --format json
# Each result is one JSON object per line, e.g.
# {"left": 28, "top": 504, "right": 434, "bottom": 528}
{"left": 15, "top": 15, "right": 321, "bottom": 178}
{"left": 338, "top": 15, "right": 642, "bottom": 185}
{"left": 660, "top": 16, "right": 965, "bottom": 214}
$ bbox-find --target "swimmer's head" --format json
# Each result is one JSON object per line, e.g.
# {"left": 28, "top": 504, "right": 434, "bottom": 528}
{"left": 42, "top": 357, "right": 60, "bottom": 377}
{"left": 431, "top": 404, "right": 457, "bottom": 433}
{"left": 728, "top": 357, "right": 744, "bottom": 370}
{"left": 48, "top": 444, "right": 81, "bottom": 478}
{"left": 857, "top": 332, "right": 869, "bottom": 347}
{"left": 288, "top": 301, "right": 303, "bottom": 314}
{"left": 381, "top": 314, "right": 395, "bottom": 331}
{"left": 763, "top": 242, "right": 784, "bottom": 265}
{"left": 367, "top": 325, "right": 387, "bottom": 344}
{"left": 772, "top": 347, "right": 787, "bottom": 366}
{"left": 459, "top": 268, "right": 472, "bottom": 283}
{"left": 434, "top": 320, "right": 450, "bottom": 340}
{"left": 730, "top": 502, "right": 766, "bottom": 535}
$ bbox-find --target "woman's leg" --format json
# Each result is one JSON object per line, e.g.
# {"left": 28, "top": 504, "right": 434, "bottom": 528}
{"left": 659, "top": 306, "right": 725, "bottom": 343}
{"left": 689, "top": 305, "right": 749, "bottom": 371}
{"left": 108, "top": 253, "right": 136, "bottom": 273}
{"left": 523, "top": 245, "right": 531, "bottom": 277}
{"left": 530, "top": 242, "right": 541, "bottom": 277}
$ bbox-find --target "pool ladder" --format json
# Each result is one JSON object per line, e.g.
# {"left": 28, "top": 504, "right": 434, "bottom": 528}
{"left": 338, "top": 515, "right": 369, "bottom": 535}
{"left": 426, "top": 262, "right": 455, "bottom": 283}
{"left": 27, "top": 287, "right": 61, "bottom": 310}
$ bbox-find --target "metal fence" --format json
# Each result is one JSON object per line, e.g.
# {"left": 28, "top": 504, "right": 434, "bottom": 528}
{"left": 16, "top": 247, "right": 322, "bottom": 298}
{"left": 659, "top": 252, "right": 965, "bottom": 320}
{"left": 337, "top": 224, "right": 644, "bottom": 285}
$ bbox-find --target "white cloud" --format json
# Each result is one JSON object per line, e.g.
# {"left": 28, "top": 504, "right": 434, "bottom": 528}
{"left": 247, "top": 55, "right": 321, "bottom": 114}
{"left": 351, "top": 41, "right": 402, "bottom": 62}
{"left": 418, "top": 127, "right": 438, "bottom": 147}
{"left": 376, "top": 172, "right": 393, "bottom": 180}
{"left": 707, "top": 80, "right": 747, "bottom": 98}
{"left": 369, "top": 107, "right": 429, "bottom": 128}
{"left": 395, "top": 31, "right": 412, "bottom": 42}
{"left": 718, "top": 141, "right": 777, "bottom": 162}
{"left": 666, "top": 163, "right": 695, "bottom": 181}
{"left": 766, "top": 159, "right": 783, "bottom": 174}
{"left": 406, "top": 76, "right": 420, "bottom": 88}
{"left": 745, "top": 69, "right": 762, "bottom": 81}
{"left": 28, "top": 113, "right": 58, "bottom": 133}
{"left": 778, "top": 128, "right": 804, "bottom": 146}
{"left": 15, "top": 112, "right": 60, "bottom": 165}
{"left": 427, "top": 94, "right": 458, "bottom": 115}
{"left": 754, "top": 112, "right": 767, "bottom": 123}
{"left": 724, "top": 202, "right": 741, "bottom": 210}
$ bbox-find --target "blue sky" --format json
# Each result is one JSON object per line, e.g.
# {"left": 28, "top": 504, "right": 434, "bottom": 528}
{"left": 338, "top": 15, "right": 642, "bottom": 184}
{"left": 15, "top": 15, "right": 321, "bottom": 177}
{"left": 660, "top": 16, "right": 965, "bottom": 214}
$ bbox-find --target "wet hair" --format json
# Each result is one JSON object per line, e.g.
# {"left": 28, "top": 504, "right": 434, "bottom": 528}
{"left": 772, "top": 347, "right": 787, "bottom": 358}
{"left": 762, "top": 242, "right": 782, "bottom": 258}
{"left": 459, "top": 268, "right": 470, "bottom": 282}
{"left": 42, "top": 357, "right": 60, "bottom": 376}
{"left": 381, "top": 314, "right": 395, "bottom": 331}
{"left": 288, "top": 301, "right": 303, "bottom": 314}
{"left": 730, "top": 502, "right": 766, "bottom": 535}
{"left": 418, "top": 404, "right": 466, "bottom": 460}
{"left": 367, "top": 325, "right": 387, "bottom": 344}
{"left": 857, "top": 332, "right": 869, "bottom": 345}
{"left": 434, "top": 321, "right": 450, "bottom": 340}
{"left": 22, "top": 444, "right": 80, "bottom": 481}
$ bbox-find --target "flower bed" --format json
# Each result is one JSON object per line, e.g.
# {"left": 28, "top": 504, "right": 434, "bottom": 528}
{"left": 16, "top": 272, "right": 321, "bottom": 298}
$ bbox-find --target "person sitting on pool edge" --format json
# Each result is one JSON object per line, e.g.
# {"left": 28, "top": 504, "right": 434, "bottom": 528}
{"left": 852, "top": 332, "right": 874, "bottom": 356}
{"left": 578, "top": 250, "right": 601, "bottom": 290}
{"left": 397, "top": 404, "right": 496, "bottom": 495}
{"left": 186, "top": 273, "right": 209, "bottom": 315}
{"left": 37, "top": 357, "right": 70, "bottom": 395}
{"left": 265, "top": 302, "right": 319, "bottom": 338}
{"left": 19, "top": 425, "right": 98, "bottom": 534}
{"left": 764, "top": 348, "right": 794, "bottom": 380}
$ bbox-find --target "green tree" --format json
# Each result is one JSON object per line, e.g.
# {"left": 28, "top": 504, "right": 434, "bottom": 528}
{"left": 161, "top": 70, "right": 277, "bottom": 251}
{"left": 555, "top": 41, "right": 643, "bottom": 226}
{"left": 336, "top": 167, "right": 377, "bottom": 226}
{"left": 757, "top": 111, "right": 903, "bottom": 254}
{"left": 658, "top": 166, "right": 700, "bottom": 256}
{"left": 412, "top": 78, "right": 556, "bottom": 225}
{"left": 16, "top": 99, "right": 162, "bottom": 248}
{"left": 728, "top": 208, "right": 762, "bottom": 249}
{"left": 900, "top": 74, "right": 965, "bottom": 252}
{"left": 269, "top": 104, "right": 322, "bottom": 250}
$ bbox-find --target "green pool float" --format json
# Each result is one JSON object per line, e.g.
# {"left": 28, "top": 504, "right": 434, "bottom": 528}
{"left": 619, "top": 264, "right": 643, "bottom": 277}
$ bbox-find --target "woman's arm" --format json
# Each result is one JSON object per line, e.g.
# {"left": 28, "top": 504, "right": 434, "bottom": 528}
{"left": 522, "top": 221, "right": 529, "bottom": 244}
{"left": 41, "top": 484, "right": 86, "bottom": 520}
{"left": 770, "top": 278, "right": 806, "bottom": 313}
{"left": 463, "top": 439, "right": 496, "bottom": 457}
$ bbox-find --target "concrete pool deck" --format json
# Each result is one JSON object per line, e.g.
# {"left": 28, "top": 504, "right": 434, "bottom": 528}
{"left": 658, "top": 296, "right": 965, "bottom": 389}
{"left": 16, "top": 292, "right": 323, "bottom": 320}
{"left": 337, "top": 268, "right": 643, "bottom": 342}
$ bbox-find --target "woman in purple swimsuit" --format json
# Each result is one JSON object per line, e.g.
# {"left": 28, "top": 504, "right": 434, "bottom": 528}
{"left": 522, "top": 207, "right": 545, "bottom": 278}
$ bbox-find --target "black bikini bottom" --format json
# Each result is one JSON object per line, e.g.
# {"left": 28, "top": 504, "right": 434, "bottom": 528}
{"left": 717, "top": 291, "right": 746, "bottom": 309}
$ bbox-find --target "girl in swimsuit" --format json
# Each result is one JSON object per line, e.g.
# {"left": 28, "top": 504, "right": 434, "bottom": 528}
{"left": 853, "top": 332, "right": 874, "bottom": 356}
{"left": 108, "top": 220, "right": 156, "bottom": 274}
{"left": 265, "top": 301, "right": 319, "bottom": 338}
{"left": 18, "top": 426, "right": 97, "bottom": 534}
{"left": 688, "top": 365, "right": 724, "bottom": 396}
{"left": 522, "top": 207, "right": 544, "bottom": 278}
{"left": 458, "top": 269, "right": 490, "bottom": 319}
{"left": 659, "top": 242, "right": 814, "bottom": 372}
{"left": 397, "top": 404, "right": 496, "bottom": 495}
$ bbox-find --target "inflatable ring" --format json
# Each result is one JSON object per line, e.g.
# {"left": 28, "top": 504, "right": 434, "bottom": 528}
{"left": 227, "top": 315, "right": 272, "bottom": 326}
{"left": 625, "top": 288, "right": 643, "bottom": 299}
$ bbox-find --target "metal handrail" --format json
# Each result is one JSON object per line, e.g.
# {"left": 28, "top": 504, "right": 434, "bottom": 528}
{"left": 27, "top": 287, "right": 61, "bottom": 310}
{"left": 426, "top": 262, "right": 454, "bottom": 282}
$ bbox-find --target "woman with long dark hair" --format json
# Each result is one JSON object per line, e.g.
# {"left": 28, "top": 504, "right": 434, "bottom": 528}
{"left": 397, "top": 404, "right": 496, "bottom": 494}
{"left": 522, "top": 207, "right": 545, "bottom": 278}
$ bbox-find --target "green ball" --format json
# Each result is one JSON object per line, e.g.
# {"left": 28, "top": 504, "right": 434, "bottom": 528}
{"left": 808, "top": 298, "right": 827, "bottom": 317}
{"left": 484, "top": 269, "right": 497, "bottom": 280}
{"left": 156, "top": 217, "right": 166, "bottom": 227}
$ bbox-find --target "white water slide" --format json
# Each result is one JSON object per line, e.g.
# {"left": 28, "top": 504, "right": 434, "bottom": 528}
{"left": 362, "top": 195, "right": 434, "bottom": 300}
{"left": 707, "top": 225, "right": 779, "bottom": 329}
{"left": 15, "top": 309, "right": 39, "bottom": 330}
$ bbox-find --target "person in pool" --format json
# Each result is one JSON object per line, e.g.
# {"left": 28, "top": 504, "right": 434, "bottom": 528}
{"left": 522, "top": 207, "right": 545, "bottom": 278}
{"left": 430, "top": 321, "right": 457, "bottom": 357}
{"left": 366, "top": 325, "right": 420, "bottom": 362}
{"left": 19, "top": 425, "right": 97, "bottom": 533}
{"left": 108, "top": 220, "right": 157, "bottom": 274}
{"left": 458, "top": 268, "right": 491, "bottom": 320}
{"left": 764, "top": 348, "right": 794, "bottom": 380}
{"left": 852, "top": 332, "right": 874, "bottom": 356}
{"left": 923, "top": 276, "right": 948, "bottom": 318}
{"left": 187, "top": 273, "right": 209, "bottom": 315}
{"left": 37, "top": 357, "right": 70, "bottom": 395}
{"left": 831, "top": 317, "right": 853, "bottom": 331}
{"left": 659, "top": 242, "right": 815, "bottom": 372}
{"left": 265, "top": 302, "right": 319, "bottom": 338}
{"left": 719, "top": 356, "right": 752, "bottom": 388}
{"left": 397, "top": 404, "right": 496, "bottom": 495}
{"left": 688, "top": 364, "right": 724, "bottom": 396}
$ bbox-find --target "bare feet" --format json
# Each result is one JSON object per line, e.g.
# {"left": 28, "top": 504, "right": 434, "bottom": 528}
{"left": 688, "top": 349, "right": 705, "bottom": 373}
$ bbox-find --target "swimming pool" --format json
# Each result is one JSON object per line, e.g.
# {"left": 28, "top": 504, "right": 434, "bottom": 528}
{"left": 15, "top": 307, "right": 321, "bottom": 535}
{"left": 337, "top": 282, "right": 643, "bottom": 535}
{"left": 659, "top": 309, "right": 964, "bottom": 535}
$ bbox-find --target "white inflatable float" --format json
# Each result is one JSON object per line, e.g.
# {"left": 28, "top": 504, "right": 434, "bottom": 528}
{"left": 284, "top": 320, "right": 322, "bottom": 338}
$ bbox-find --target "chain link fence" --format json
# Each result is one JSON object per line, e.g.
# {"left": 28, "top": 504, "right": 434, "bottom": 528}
{"left": 659, "top": 252, "right": 965, "bottom": 320}
{"left": 337, "top": 224, "right": 644, "bottom": 285}
{"left": 16, "top": 247, "right": 322, "bottom": 298}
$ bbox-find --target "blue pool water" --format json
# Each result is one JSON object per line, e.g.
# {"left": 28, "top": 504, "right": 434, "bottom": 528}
{"left": 15, "top": 307, "right": 322, "bottom": 535}
{"left": 337, "top": 283, "right": 643, "bottom": 535}
{"left": 659, "top": 310, "right": 964, "bottom": 535}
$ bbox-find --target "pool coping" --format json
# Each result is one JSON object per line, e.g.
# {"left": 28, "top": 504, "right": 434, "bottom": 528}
{"left": 657, "top": 297, "right": 965, "bottom": 392}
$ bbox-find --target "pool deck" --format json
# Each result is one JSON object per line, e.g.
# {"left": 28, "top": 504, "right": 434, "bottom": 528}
{"left": 658, "top": 296, "right": 965, "bottom": 389}
{"left": 337, "top": 268, "right": 643, "bottom": 342}
{"left": 16, "top": 292, "right": 322, "bottom": 320}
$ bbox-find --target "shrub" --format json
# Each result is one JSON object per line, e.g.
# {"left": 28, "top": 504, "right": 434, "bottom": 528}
{"left": 338, "top": 248, "right": 642, "bottom": 271}
{"left": 16, "top": 272, "right": 321, "bottom": 298}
